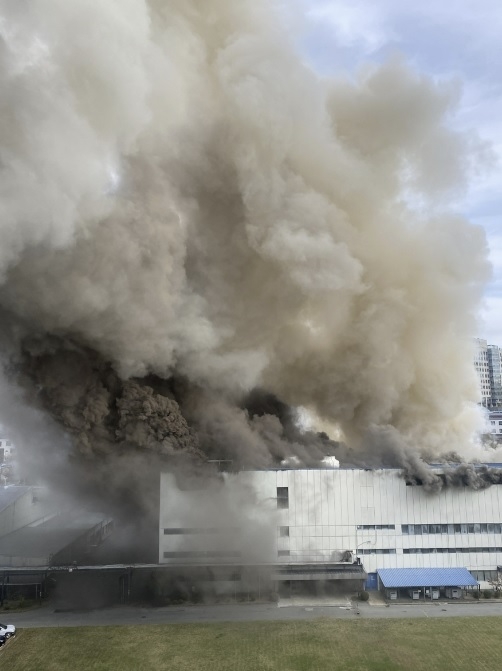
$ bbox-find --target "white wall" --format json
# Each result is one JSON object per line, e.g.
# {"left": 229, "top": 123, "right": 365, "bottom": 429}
{"left": 159, "top": 472, "right": 277, "bottom": 565}
{"left": 159, "top": 468, "right": 502, "bottom": 575}
{"left": 251, "top": 469, "right": 502, "bottom": 574}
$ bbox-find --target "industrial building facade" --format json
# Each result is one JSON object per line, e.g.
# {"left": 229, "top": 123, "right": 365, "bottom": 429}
{"left": 159, "top": 467, "right": 502, "bottom": 590}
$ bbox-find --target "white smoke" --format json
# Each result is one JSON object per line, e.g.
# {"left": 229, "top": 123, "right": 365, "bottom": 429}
{"left": 0, "top": 0, "right": 492, "bottom": 463}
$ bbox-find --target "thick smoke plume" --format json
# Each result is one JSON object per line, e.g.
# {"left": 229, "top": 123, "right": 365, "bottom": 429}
{"left": 0, "top": 0, "right": 493, "bottom": 498}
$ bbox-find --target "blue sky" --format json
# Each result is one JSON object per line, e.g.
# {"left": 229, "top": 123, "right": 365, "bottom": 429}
{"left": 299, "top": 0, "right": 502, "bottom": 344}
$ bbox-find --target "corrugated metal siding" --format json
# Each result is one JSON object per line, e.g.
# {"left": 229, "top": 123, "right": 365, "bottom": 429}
{"left": 377, "top": 567, "right": 478, "bottom": 588}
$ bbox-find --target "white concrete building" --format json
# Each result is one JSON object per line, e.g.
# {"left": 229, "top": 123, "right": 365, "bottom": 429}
{"left": 159, "top": 467, "right": 502, "bottom": 590}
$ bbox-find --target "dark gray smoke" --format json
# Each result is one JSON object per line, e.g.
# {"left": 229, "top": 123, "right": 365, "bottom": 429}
{"left": 15, "top": 334, "right": 339, "bottom": 476}
{"left": 19, "top": 336, "right": 200, "bottom": 460}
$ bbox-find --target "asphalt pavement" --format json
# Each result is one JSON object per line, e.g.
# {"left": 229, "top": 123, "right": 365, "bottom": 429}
{"left": 6, "top": 599, "right": 502, "bottom": 629}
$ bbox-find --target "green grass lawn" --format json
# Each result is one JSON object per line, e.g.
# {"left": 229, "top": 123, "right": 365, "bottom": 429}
{"left": 2, "top": 617, "right": 502, "bottom": 671}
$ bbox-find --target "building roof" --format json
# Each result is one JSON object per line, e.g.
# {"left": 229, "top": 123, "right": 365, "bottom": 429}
{"left": 245, "top": 463, "right": 502, "bottom": 473}
{"left": 0, "top": 511, "right": 110, "bottom": 561}
{"left": 0, "top": 486, "right": 31, "bottom": 513}
{"left": 377, "top": 568, "right": 478, "bottom": 588}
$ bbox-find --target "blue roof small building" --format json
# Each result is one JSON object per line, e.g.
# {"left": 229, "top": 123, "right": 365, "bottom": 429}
{"left": 377, "top": 567, "right": 479, "bottom": 600}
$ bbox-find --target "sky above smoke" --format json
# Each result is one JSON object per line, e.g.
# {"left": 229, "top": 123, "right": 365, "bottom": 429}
{"left": 300, "top": 0, "right": 502, "bottom": 345}
{"left": 0, "top": 0, "right": 494, "bottom": 473}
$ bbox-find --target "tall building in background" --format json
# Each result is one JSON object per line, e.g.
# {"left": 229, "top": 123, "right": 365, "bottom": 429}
{"left": 474, "top": 338, "right": 491, "bottom": 407}
{"left": 487, "top": 345, "right": 502, "bottom": 408}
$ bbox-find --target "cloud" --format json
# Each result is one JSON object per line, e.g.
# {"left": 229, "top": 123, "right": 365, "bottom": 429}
{"left": 305, "top": 1, "right": 394, "bottom": 54}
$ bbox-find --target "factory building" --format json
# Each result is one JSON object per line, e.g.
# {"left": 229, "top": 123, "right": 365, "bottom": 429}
{"left": 159, "top": 467, "right": 502, "bottom": 594}
{"left": 0, "top": 486, "right": 113, "bottom": 568}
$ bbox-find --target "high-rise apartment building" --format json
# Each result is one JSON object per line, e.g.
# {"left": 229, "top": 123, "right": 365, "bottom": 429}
{"left": 474, "top": 338, "right": 492, "bottom": 407}
{"left": 487, "top": 345, "right": 502, "bottom": 408}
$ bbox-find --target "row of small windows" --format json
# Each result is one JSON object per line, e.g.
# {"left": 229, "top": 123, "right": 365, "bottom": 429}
{"left": 277, "top": 525, "right": 393, "bottom": 536}
{"left": 403, "top": 547, "right": 502, "bottom": 554}
{"left": 278, "top": 523, "right": 502, "bottom": 535}
{"left": 402, "top": 523, "right": 502, "bottom": 535}
{"left": 357, "top": 525, "right": 395, "bottom": 530}
{"left": 163, "top": 551, "right": 242, "bottom": 559}
{"left": 163, "top": 528, "right": 237, "bottom": 535}
{"left": 278, "top": 548, "right": 502, "bottom": 557}
{"left": 277, "top": 549, "right": 394, "bottom": 557}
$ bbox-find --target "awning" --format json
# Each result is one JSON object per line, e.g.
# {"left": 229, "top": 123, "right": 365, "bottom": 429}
{"left": 377, "top": 567, "right": 478, "bottom": 588}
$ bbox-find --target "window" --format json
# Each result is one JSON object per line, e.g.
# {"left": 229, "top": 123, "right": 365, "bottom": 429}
{"left": 402, "top": 522, "right": 502, "bottom": 535}
{"left": 357, "top": 524, "right": 395, "bottom": 530}
{"left": 277, "top": 487, "right": 289, "bottom": 509}
{"left": 163, "top": 551, "right": 242, "bottom": 559}
{"left": 402, "top": 547, "right": 502, "bottom": 555}
{"left": 279, "top": 526, "right": 289, "bottom": 537}
{"left": 163, "top": 528, "right": 231, "bottom": 535}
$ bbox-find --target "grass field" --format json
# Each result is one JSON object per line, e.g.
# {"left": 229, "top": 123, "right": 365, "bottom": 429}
{"left": 2, "top": 616, "right": 502, "bottom": 671}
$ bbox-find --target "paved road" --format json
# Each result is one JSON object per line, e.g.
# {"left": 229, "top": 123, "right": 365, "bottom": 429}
{"left": 6, "top": 600, "right": 502, "bottom": 629}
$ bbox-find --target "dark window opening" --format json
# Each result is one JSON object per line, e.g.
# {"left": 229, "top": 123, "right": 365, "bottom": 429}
{"left": 277, "top": 487, "right": 289, "bottom": 509}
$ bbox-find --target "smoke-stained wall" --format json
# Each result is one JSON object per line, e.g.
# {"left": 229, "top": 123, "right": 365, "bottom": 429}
{"left": 159, "top": 471, "right": 277, "bottom": 565}
{"left": 0, "top": 0, "right": 493, "bottom": 503}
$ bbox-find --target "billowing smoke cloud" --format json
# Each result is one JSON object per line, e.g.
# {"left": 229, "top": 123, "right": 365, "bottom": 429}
{"left": 0, "top": 0, "right": 493, "bottom": 495}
